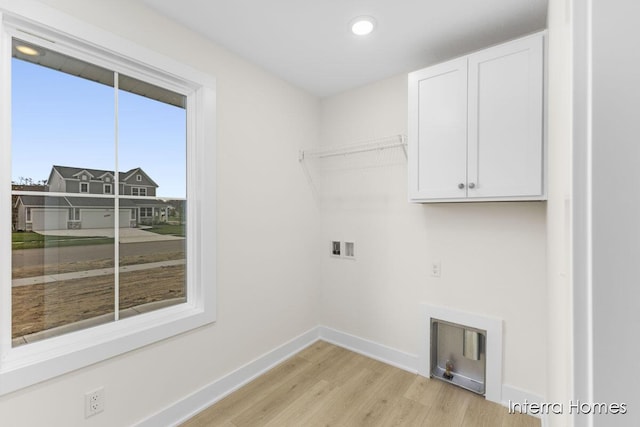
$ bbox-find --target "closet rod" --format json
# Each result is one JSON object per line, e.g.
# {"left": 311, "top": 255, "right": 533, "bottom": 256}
{"left": 298, "top": 135, "right": 407, "bottom": 161}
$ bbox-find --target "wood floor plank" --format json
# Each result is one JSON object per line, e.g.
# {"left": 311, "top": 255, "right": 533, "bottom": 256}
{"left": 420, "top": 380, "right": 472, "bottom": 427}
{"left": 501, "top": 411, "right": 542, "bottom": 427}
{"left": 371, "top": 396, "right": 429, "bottom": 427}
{"left": 404, "top": 375, "right": 445, "bottom": 413}
{"left": 180, "top": 341, "right": 541, "bottom": 427}
{"left": 296, "top": 340, "right": 337, "bottom": 364}
{"left": 262, "top": 379, "right": 334, "bottom": 427}
{"left": 229, "top": 346, "right": 354, "bottom": 426}
{"left": 228, "top": 371, "right": 322, "bottom": 426}
{"left": 461, "top": 392, "right": 506, "bottom": 427}
{"left": 182, "top": 355, "right": 312, "bottom": 425}
{"left": 314, "top": 346, "right": 366, "bottom": 385}
{"left": 341, "top": 366, "right": 416, "bottom": 426}
{"left": 299, "top": 367, "right": 383, "bottom": 426}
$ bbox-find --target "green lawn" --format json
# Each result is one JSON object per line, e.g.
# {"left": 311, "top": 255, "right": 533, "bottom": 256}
{"left": 145, "top": 223, "right": 185, "bottom": 237}
{"left": 12, "top": 232, "right": 114, "bottom": 250}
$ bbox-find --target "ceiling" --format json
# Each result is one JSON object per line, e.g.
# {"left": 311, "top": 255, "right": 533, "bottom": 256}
{"left": 141, "top": 0, "right": 548, "bottom": 97}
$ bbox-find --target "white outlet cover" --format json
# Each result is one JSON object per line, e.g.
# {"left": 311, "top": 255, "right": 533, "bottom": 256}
{"left": 431, "top": 262, "right": 441, "bottom": 277}
{"left": 85, "top": 387, "right": 105, "bottom": 418}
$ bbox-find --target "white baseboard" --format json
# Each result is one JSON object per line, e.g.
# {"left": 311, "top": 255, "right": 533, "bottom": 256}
{"left": 135, "top": 325, "right": 545, "bottom": 427}
{"left": 318, "top": 325, "right": 419, "bottom": 374}
{"left": 134, "top": 327, "right": 320, "bottom": 427}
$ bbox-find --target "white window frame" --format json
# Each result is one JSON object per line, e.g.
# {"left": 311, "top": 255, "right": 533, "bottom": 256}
{"left": 104, "top": 183, "right": 112, "bottom": 194}
{"left": 79, "top": 182, "right": 89, "bottom": 193}
{"left": 25, "top": 206, "right": 31, "bottom": 222}
{"left": 0, "top": 5, "right": 216, "bottom": 396}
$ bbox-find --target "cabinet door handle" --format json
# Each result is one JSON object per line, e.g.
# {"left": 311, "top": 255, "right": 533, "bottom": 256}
{"left": 458, "top": 183, "right": 465, "bottom": 189}
{"left": 468, "top": 182, "right": 476, "bottom": 189}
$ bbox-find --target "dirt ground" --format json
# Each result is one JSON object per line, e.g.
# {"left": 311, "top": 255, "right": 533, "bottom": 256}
{"left": 12, "top": 253, "right": 186, "bottom": 340}
{"left": 12, "top": 251, "right": 184, "bottom": 279}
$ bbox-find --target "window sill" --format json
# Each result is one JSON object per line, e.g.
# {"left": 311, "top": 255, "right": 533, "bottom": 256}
{"left": 0, "top": 299, "right": 213, "bottom": 395}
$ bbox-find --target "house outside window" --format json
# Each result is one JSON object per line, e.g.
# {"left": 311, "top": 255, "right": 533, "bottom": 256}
{"left": 132, "top": 187, "right": 147, "bottom": 196}
{"left": 68, "top": 208, "right": 80, "bottom": 221}
{"left": 1, "top": 8, "right": 216, "bottom": 396}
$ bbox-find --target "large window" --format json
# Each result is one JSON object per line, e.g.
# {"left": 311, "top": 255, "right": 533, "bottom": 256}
{"left": 10, "top": 36, "right": 190, "bottom": 344}
{"left": 0, "top": 9, "right": 216, "bottom": 395}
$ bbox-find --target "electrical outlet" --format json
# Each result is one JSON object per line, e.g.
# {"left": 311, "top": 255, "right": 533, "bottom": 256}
{"left": 430, "top": 262, "right": 441, "bottom": 278}
{"left": 85, "top": 387, "right": 105, "bottom": 418}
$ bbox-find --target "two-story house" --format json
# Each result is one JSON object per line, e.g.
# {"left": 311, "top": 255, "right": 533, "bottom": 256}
{"left": 14, "top": 165, "right": 169, "bottom": 231}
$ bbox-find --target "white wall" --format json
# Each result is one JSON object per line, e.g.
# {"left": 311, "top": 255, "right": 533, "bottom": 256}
{"left": 0, "top": 1, "right": 321, "bottom": 425}
{"left": 318, "top": 74, "right": 548, "bottom": 397}
{"left": 0, "top": 1, "right": 562, "bottom": 424}
{"left": 546, "top": 0, "right": 573, "bottom": 426}
{"left": 591, "top": 1, "right": 640, "bottom": 425}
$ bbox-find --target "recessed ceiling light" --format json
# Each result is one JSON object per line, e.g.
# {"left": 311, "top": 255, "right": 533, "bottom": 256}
{"left": 16, "top": 45, "right": 41, "bottom": 56}
{"left": 350, "top": 16, "right": 376, "bottom": 36}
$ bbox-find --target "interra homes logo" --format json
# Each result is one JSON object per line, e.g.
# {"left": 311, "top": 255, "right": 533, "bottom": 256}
{"left": 509, "top": 399, "right": 628, "bottom": 416}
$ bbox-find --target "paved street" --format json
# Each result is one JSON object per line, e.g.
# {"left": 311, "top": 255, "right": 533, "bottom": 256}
{"left": 12, "top": 240, "right": 185, "bottom": 268}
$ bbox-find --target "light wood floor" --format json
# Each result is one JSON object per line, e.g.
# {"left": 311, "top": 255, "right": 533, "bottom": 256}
{"left": 181, "top": 341, "right": 540, "bottom": 427}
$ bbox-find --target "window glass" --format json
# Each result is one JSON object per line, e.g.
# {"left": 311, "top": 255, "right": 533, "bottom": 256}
{"left": 11, "top": 39, "right": 116, "bottom": 346}
{"left": 118, "top": 74, "right": 187, "bottom": 316}
{"left": 10, "top": 38, "right": 187, "bottom": 344}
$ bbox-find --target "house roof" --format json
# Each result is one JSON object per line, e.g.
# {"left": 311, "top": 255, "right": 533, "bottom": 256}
{"left": 52, "top": 165, "right": 159, "bottom": 187}
{"left": 16, "top": 195, "right": 169, "bottom": 208}
{"left": 64, "top": 197, "right": 128, "bottom": 208}
{"left": 15, "top": 195, "right": 71, "bottom": 208}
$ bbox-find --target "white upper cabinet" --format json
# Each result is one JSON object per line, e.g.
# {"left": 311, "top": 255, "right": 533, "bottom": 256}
{"left": 408, "top": 33, "right": 545, "bottom": 202}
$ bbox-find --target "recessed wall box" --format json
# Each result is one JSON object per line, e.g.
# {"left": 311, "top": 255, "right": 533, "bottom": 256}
{"left": 344, "top": 241, "right": 355, "bottom": 258}
{"left": 331, "top": 241, "right": 341, "bottom": 257}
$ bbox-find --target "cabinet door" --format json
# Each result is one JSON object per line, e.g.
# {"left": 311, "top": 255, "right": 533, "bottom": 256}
{"left": 467, "top": 35, "right": 544, "bottom": 198}
{"left": 408, "top": 57, "right": 468, "bottom": 200}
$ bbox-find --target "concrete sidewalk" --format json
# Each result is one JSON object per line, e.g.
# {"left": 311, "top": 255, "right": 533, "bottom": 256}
{"left": 12, "top": 259, "right": 185, "bottom": 287}
{"left": 36, "top": 227, "right": 184, "bottom": 243}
